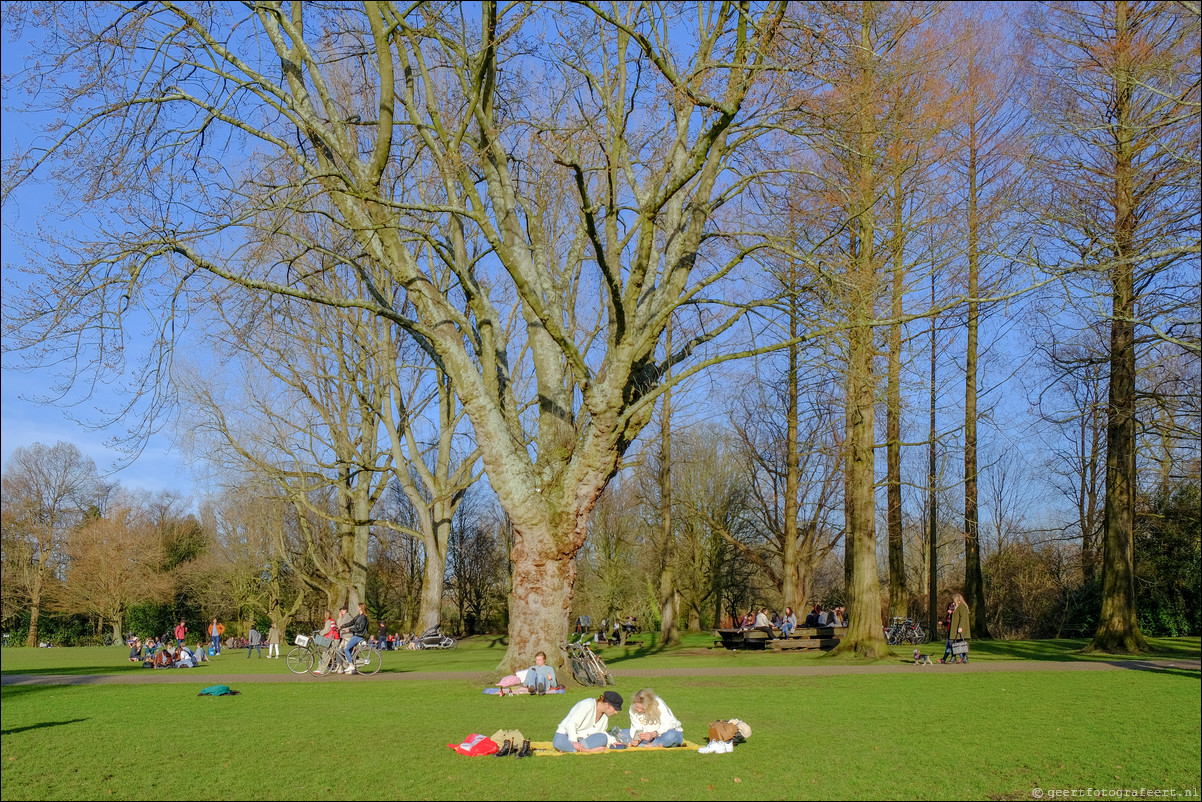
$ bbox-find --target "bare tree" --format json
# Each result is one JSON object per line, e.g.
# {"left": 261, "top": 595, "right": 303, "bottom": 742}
{"left": 1026, "top": 0, "right": 1200, "bottom": 652}
{"left": 0, "top": 442, "right": 111, "bottom": 646}
{"left": 56, "top": 504, "right": 173, "bottom": 643}
{"left": 3, "top": 2, "right": 790, "bottom": 670}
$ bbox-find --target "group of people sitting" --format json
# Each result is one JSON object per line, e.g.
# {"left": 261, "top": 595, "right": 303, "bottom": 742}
{"left": 737, "top": 604, "right": 847, "bottom": 637}
{"left": 366, "top": 632, "right": 420, "bottom": 651}
{"left": 553, "top": 688, "right": 684, "bottom": 753}
{"left": 129, "top": 636, "right": 210, "bottom": 668}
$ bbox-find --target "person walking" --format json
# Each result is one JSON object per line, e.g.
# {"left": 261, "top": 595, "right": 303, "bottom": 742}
{"left": 266, "top": 623, "right": 281, "bottom": 658}
{"left": 947, "top": 594, "right": 972, "bottom": 664}
{"left": 174, "top": 620, "right": 187, "bottom": 648}
{"left": 247, "top": 626, "right": 263, "bottom": 658}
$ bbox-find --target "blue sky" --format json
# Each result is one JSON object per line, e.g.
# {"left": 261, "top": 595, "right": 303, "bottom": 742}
{"left": 2, "top": 30, "right": 196, "bottom": 498}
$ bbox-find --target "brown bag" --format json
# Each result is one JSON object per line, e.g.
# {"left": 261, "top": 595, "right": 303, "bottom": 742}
{"left": 708, "top": 721, "right": 738, "bottom": 742}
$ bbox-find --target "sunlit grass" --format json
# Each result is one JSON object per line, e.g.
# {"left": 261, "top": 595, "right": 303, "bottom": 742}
{"left": 2, "top": 634, "right": 1197, "bottom": 677}
{"left": 2, "top": 668, "right": 1198, "bottom": 800}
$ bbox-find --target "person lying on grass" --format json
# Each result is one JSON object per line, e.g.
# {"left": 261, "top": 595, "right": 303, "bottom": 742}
{"left": 622, "top": 688, "right": 684, "bottom": 748}
{"left": 553, "top": 691, "right": 624, "bottom": 753}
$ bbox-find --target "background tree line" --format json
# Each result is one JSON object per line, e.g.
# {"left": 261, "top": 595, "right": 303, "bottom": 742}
{"left": 1, "top": 2, "right": 1198, "bottom": 660}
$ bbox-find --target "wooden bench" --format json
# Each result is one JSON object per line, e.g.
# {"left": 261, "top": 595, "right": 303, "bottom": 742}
{"left": 714, "top": 626, "right": 847, "bottom": 651}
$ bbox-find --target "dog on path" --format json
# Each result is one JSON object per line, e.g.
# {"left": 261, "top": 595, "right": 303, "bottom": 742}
{"left": 913, "top": 649, "right": 934, "bottom": 666}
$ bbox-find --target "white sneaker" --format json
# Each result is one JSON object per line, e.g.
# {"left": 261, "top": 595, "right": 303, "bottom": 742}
{"left": 698, "top": 741, "right": 720, "bottom": 754}
{"left": 721, "top": 740, "right": 734, "bottom": 753}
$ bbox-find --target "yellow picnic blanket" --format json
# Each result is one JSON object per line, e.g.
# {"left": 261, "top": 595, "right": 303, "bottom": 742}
{"left": 531, "top": 740, "right": 702, "bottom": 756}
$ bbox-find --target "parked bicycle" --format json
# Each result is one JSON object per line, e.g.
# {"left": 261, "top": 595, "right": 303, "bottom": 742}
{"left": 562, "top": 641, "right": 613, "bottom": 687}
{"left": 884, "top": 617, "right": 929, "bottom": 645}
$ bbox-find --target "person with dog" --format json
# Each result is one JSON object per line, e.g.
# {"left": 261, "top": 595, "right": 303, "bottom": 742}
{"left": 624, "top": 688, "right": 684, "bottom": 748}
{"left": 553, "top": 690, "right": 624, "bottom": 753}
{"left": 943, "top": 594, "right": 971, "bottom": 664}
{"left": 940, "top": 600, "right": 956, "bottom": 662}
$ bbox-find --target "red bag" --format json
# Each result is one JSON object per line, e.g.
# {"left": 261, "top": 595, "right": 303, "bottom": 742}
{"left": 447, "top": 734, "right": 499, "bottom": 756}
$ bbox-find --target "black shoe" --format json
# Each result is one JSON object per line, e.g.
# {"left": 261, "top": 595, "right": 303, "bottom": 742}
{"left": 495, "top": 739, "right": 512, "bottom": 757}
{"left": 516, "top": 740, "right": 532, "bottom": 758}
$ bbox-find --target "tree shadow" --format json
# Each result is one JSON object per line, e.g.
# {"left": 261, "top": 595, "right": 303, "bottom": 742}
{"left": 1, "top": 718, "right": 88, "bottom": 735}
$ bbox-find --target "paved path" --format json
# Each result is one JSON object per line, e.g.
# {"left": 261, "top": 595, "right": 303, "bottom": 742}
{"left": 2, "top": 658, "right": 1196, "bottom": 686}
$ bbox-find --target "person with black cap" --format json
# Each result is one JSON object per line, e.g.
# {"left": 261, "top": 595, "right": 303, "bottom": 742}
{"left": 553, "top": 690, "right": 624, "bottom": 753}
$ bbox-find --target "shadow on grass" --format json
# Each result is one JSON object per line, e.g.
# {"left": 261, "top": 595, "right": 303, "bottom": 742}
{"left": 0, "top": 665, "right": 146, "bottom": 677}
{"left": 1, "top": 718, "right": 88, "bottom": 736}
{"left": 1113, "top": 661, "right": 1201, "bottom": 680}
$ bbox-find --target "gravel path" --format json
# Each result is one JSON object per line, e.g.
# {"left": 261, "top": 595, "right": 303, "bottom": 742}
{"left": 3, "top": 658, "right": 1196, "bottom": 686}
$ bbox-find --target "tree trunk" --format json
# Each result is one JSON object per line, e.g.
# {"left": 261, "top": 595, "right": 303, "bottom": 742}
{"left": 963, "top": 91, "right": 991, "bottom": 640}
{"left": 658, "top": 334, "right": 680, "bottom": 648}
{"left": 498, "top": 524, "right": 577, "bottom": 675}
{"left": 112, "top": 615, "right": 123, "bottom": 645}
{"left": 26, "top": 578, "right": 43, "bottom": 647}
{"left": 832, "top": 8, "right": 887, "bottom": 659}
{"left": 1089, "top": 0, "right": 1147, "bottom": 654}
{"left": 783, "top": 255, "right": 803, "bottom": 611}
{"left": 928, "top": 267, "right": 940, "bottom": 638}
{"left": 886, "top": 174, "right": 906, "bottom": 619}
{"left": 418, "top": 512, "right": 451, "bottom": 631}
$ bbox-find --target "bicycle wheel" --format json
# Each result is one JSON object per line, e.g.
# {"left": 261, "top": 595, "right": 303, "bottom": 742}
{"left": 587, "top": 653, "right": 614, "bottom": 686}
{"left": 569, "top": 656, "right": 592, "bottom": 686}
{"left": 286, "top": 647, "right": 314, "bottom": 675}
{"left": 355, "top": 646, "right": 383, "bottom": 675}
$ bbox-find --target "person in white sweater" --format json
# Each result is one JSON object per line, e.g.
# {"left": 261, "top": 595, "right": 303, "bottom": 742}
{"left": 625, "top": 688, "right": 684, "bottom": 748}
{"left": 553, "top": 691, "right": 624, "bottom": 753}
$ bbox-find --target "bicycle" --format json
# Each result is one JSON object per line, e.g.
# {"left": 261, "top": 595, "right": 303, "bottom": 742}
{"left": 885, "top": 617, "right": 929, "bottom": 645}
{"left": 318, "top": 639, "right": 383, "bottom": 677}
{"left": 562, "top": 641, "right": 613, "bottom": 687}
{"left": 286, "top": 631, "right": 325, "bottom": 674}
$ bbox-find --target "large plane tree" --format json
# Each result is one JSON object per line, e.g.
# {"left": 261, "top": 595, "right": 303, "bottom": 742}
{"left": 3, "top": 2, "right": 788, "bottom": 671}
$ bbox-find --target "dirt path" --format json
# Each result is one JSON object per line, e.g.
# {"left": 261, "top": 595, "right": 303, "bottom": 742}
{"left": 2, "top": 658, "right": 1196, "bottom": 686}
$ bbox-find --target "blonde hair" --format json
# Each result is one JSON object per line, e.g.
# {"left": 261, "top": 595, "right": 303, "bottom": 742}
{"left": 952, "top": 593, "right": 966, "bottom": 607}
{"left": 631, "top": 689, "right": 662, "bottom": 725}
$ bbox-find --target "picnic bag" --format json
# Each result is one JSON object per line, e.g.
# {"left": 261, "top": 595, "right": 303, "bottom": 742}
{"left": 447, "top": 734, "right": 499, "bottom": 756}
{"left": 951, "top": 639, "right": 969, "bottom": 655}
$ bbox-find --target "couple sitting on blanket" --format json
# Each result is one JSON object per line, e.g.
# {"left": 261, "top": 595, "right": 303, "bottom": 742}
{"left": 554, "top": 689, "right": 684, "bottom": 753}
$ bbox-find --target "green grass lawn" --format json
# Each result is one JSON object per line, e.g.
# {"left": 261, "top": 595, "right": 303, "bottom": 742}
{"left": 4, "top": 634, "right": 1196, "bottom": 677}
{"left": 1, "top": 639, "right": 1199, "bottom": 800}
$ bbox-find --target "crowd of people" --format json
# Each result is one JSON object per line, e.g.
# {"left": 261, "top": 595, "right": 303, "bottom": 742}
{"left": 736, "top": 604, "right": 847, "bottom": 635}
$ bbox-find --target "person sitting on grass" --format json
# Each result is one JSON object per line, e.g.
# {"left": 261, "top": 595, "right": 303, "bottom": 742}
{"left": 175, "top": 645, "right": 196, "bottom": 668}
{"left": 553, "top": 691, "right": 624, "bottom": 753}
{"left": 152, "top": 646, "right": 175, "bottom": 668}
{"left": 624, "top": 688, "right": 684, "bottom": 748}
{"left": 128, "top": 638, "right": 143, "bottom": 662}
{"left": 194, "top": 641, "right": 210, "bottom": 663}
{"left": 524, "top": 651, "right": 558, "bottom": 695}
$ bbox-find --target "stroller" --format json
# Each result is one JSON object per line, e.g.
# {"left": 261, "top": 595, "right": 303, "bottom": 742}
{"left": 415, "top": 625, "right": 457, "bottom": 650}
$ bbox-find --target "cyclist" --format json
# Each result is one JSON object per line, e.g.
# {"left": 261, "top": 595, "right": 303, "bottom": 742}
{"left": 341, "top": 602, "right": 369, "bottom": 674}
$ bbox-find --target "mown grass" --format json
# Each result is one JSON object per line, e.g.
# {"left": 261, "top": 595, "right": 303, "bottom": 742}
{"left": 3, "top": 634, "right": 1197, "bottom": 677}
{"left": 1, "top": 668, "right": 1198, "bottom": 800}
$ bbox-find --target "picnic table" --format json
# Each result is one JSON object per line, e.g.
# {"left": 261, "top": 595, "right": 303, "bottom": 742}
{"left": 713, "top": 626, "right": 847, "bottom": 651}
